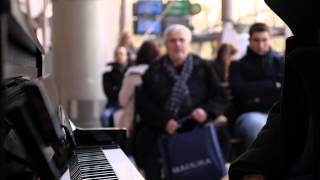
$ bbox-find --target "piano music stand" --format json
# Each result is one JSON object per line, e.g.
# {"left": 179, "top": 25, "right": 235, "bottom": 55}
{"left": 1, "top": 0, "right": 46, "bottom": 178}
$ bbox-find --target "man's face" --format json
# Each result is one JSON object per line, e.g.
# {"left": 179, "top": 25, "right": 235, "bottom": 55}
{"left": 115, "top": 47, "right": 128, "bottom": 64}
{"left": 165, "top": 29, "right": 191, "bottom": 65}
{"left": 249, "top": 31, "right": 271, "bottom": 55}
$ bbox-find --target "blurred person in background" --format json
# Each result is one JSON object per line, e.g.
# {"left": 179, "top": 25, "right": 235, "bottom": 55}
{"left": 115, "top": 39, "right": 161, "bottom": 139}
{"left": 101, "top": 46, "right": 130, "bottom": 127}
{"left": 229, "top": 0, "right": 320, "bottom": 179}
{"left": 213, "top": 43, "right": 238, "bottom": 84}
{"left": 229, "top": 22, "right": 285, "bottom": 148}
{"left": 118, "top": 31, "right": 137, "bottom": 63}
{"left": 134, "top": 24, "right": 228, "bottom": 180}
{"left": 212, "top": 43, "right": 238, "bottom": 124}
{"left": 212, "top": 43, "right": 239, "bottom": 160}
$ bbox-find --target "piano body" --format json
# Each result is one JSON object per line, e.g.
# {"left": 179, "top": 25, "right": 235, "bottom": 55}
{"left": 1, "top": 1, "right": 144, "bottom": 180}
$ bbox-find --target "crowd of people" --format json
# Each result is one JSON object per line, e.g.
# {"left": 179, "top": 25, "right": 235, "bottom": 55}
{"left": 101, "top": 20, "right": 287, "bottom": 179}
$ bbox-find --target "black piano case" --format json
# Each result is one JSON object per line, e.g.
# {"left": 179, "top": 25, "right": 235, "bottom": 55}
{"left": 4, "top": 77, "right": 127, "bottom": 180}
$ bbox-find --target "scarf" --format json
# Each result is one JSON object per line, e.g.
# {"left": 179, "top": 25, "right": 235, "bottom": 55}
{"left": 164, "top": 54, "right": 194, "bottom": 117}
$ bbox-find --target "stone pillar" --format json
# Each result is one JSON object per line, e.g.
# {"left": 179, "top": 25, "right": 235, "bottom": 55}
{"left": 52, "top": 0, "right": 120, "bottom": 127}
{"left": 222, "top": 0, "right": 234, "bottom": 23}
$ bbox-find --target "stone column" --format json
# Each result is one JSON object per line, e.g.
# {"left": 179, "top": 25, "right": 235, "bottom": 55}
{"left": 222, "top": 0, "right": 234, "bottom": 23}
{"left": 52, "top": 0, "right": 120, "bottom": 127}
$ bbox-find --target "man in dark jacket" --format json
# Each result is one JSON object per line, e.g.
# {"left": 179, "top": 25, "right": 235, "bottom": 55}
{"left": 101, "top": 46, "right": 129, "bottom": 126}
{"left": 229, "top": 22, "right": 284, "bottom": 147}
{"left": 229, "top": 0, "right": 320, "bottom": 179}
{"left": 134, "top": 24, "right": 228, "bottom": 180}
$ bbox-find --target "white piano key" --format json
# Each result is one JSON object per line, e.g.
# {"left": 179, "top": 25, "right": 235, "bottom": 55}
{"left": 60, "top": 147, "right": 144, "bottom": 180}
{"left": 103, "top": 149, "right": 145, "bottom": 180}
{"left": 60, "top": 169, "right": 70, "bottom": 180}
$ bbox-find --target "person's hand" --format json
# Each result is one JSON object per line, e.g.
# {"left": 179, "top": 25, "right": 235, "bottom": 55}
{"left": 213, "top": 115, "right": 228, "bottom": 127}
{"left": 165, "top": 119, "right": 181, "bottom": 134}
{"left": 275, "top": 81, "right": 282, "bottom": 88}
{"left": 243, "top": 175, "right": 265, "bottom": 180}
{"left": 191, "top": 108, "right": 208, "bottom": 123}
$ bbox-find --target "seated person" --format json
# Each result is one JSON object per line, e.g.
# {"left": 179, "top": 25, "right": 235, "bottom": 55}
{"left": 229, "top": 22, "right": 284, "bottom": 148}
{"left": 101, "top": 46, "right": 129, "bottom": 127}
{"left": 229, "top": 0, "right": 320, "bottom": 179}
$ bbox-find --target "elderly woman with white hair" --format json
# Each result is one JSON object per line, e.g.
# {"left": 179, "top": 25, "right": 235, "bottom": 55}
{"left": 134, "top": 24, "right": 228, "bottom": 180}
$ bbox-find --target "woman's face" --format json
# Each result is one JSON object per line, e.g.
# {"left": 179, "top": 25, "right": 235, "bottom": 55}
{"left": 115, "top": 47, "right": 128, "bottom": 64}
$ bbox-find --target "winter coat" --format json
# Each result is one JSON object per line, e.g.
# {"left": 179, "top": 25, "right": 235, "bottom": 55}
{"left": 114, "top": 64, "right": 149, "bottom": 136}
{"left": 229, "top": 48, "right": 284, "bottom": 114}
{"left": 102, "top": 62, "right": 129, "bottom": 107}
{"left": 134, "top": 54, "right": 228, "bottom": 167}
{"left": 229, "top": 36, "right": 319, "bottom": 180}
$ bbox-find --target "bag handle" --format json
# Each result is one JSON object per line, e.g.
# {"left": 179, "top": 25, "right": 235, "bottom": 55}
{"left": 176, "top": 114, "right": 192, "bottom": 124}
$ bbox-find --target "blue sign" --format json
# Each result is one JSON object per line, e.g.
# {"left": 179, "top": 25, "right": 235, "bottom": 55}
{"left": 133, "top": 1, "right": 164, "bottom": 16}
{"left": 134, "top": 18, "right": 162, "bottom": 35}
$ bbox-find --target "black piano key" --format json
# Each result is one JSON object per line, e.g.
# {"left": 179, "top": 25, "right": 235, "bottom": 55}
{"left": 79, "top": 168, "right": 114, "bottom": 174}
{"left": 76, "top": 160, "right": 110, "bottom": 166}
{"left": 81, "top": 173, "right": 118, "bottom": 179}
{"left": 69, "top": 147, "right": 119, "bottom": 180}
{"left": 81, "top": 171, "right": 116, "bottom": 176}
{"left": 81, "top": 174, "right": 118, "bottom": 179}
{"left": 71, "top": 171, "right": 81, "bottom": 180}
{"left": 80, "top": 165, "right": 114, "bottom": 171}
{"left": 83, "top": 176, "right": 118, "bottom": 180}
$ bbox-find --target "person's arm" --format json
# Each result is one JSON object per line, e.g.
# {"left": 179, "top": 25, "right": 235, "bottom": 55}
{"left": 103, "top": 71, "right": 120, "bottom": 101}
{"left": 229, "top": 61, "right": 281, "bottom": 109}
{"left": 118, "top": 73, "right": 138, "bottom": 107}
{"left": 229, "top": 102, "right": 283, "bottom": 180}
{"left": 102, "top": 72, "right": 110, "bottom": 96}
{"left": 135, "top": 67, "right": 171, "bottom": 131}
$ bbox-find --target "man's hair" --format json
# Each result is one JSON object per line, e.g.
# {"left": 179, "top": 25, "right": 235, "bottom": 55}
{"left": 249, "top": 22, "right": 270, "bottom": 37}
{"left": 163, "top": 24, "right": 192, "bottom": 42}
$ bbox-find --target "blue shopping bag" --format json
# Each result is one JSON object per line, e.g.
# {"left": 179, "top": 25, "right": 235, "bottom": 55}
{"left": 160, "top": 124, "right": 227, "bottom": 180}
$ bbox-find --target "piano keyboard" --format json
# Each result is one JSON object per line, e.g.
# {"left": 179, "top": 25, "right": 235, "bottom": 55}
{"left": 60, "top": 147, "right": 145, "bottom": 180}
{"left": 69, "top": 147, "right": 118, "bottom": 180}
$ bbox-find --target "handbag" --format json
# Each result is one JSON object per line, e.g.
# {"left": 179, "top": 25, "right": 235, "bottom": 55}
{"left": 160, "top": 122, "right": 227, "bottom": 180}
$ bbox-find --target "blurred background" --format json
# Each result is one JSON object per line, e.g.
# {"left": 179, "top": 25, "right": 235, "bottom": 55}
{"left": 14, "top": 0, "right": 290, "bottom": 127}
